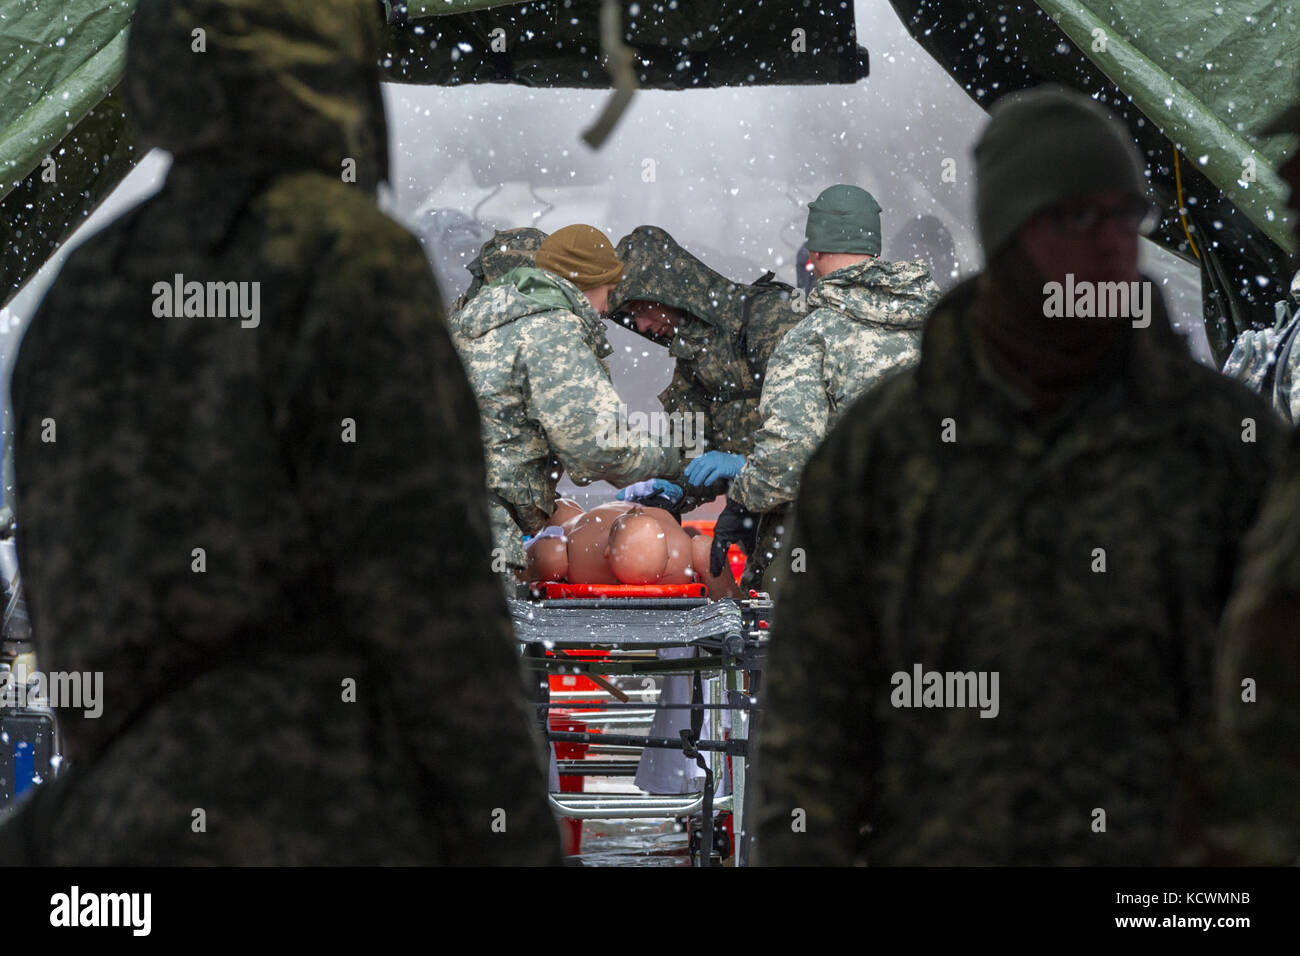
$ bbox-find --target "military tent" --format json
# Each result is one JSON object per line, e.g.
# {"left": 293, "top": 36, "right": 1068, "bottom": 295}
{"left": 1, "top": 0, "right": 1295, "bottom": 363}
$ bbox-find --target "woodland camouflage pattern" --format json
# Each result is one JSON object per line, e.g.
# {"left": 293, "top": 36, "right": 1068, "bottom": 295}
{"left": 0, "top": 0, "right": 560, "bottom": 865}
{"left": 1211, "top": 425, "right": 1300, "bottom": 863}
{"left": 449, "top": 265, "right": 681, "bottom": 570}
{"left": 609, "top": 226, "right": 803, "bottom": 491}
{"left": 452, "top": 227, "right": 547, "bottom": 312}
{"left": 755, "top": 275, "right": 1284, "bottom": 865}
{"left": 729, "top": 256, "right": 938, "bottom": 590}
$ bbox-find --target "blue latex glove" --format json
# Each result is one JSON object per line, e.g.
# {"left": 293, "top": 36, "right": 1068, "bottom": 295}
{"left": 616, "top": 478, "right": 684, "bottom": 503}
{"left": 684, "top": 451, "right": 746, "bottom": 487}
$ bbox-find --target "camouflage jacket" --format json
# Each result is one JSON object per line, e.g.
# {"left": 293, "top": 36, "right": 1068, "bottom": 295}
{"left": 448, "top": 265, "right": 681, "bottom": 567}
{"left": 754, "top": 274, "right": 1284, "bottom": 866}
{"left": 1220, "top": 298, "right": 1300, "bottom": 426}
{"left": 730, "top": 257, "right": 938, "bottom": 513}
{"left": 1210, "top": 424, "right": 1300, "bottom": 864}
{"left": 609, "top": 226, "right": 803, "bottom": 489}
{"left": 0, "top": 0, "right": 559, "bottom": 866}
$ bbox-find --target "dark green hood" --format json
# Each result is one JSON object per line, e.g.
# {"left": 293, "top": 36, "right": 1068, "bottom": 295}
{"left": 607, "top": 225, "right": 751, "bottom": 343}
{"left": 125, "top": 0, "right": 389, "bottom": 191}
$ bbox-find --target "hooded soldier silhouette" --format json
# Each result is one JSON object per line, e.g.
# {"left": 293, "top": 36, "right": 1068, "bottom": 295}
{"left": 0, "top": 0, "right": 560, "bottom": 865}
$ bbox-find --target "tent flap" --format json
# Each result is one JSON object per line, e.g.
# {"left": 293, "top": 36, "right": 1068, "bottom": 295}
{"left": 0, "top": 0, "right": 134, "bottom": 201}
{"left": 1036, "top": 0, "right": 1295, "bottom": 254}
{"left": 889, "top": 0, "right": 1298, "bottom": 364}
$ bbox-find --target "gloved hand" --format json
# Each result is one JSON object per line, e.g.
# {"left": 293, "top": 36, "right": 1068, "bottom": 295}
{"left": 616, "top": 478, "right": 684, "bottom": 504}
{"left": 709, "top": 499, "right": 759, "bottom": 577}
{"left": 685, "top": 451, "right": 746, "bottom": 487}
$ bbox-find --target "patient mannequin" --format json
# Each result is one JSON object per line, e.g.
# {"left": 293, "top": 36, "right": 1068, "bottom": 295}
{"left": 563, "top": 501, "right": 635, "bottom": 583}
{"left": 607, "top": 512, "right": 669, "bottom": 583}
{"left": 685, "top": 527, "right": 743, "bottom": 599}
{"left": 525, "top": 498, "right": 742, "bottom": 596}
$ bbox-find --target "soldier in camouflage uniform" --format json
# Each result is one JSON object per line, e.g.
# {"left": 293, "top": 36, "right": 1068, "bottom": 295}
{"left": 452, "top": 227, "right": 547, "bottom": 313}
{"left": 0, "top": 0, "right": 560, "bottom": 865}
{"left": 754, "top": 87, "right": 1284, "bottom": 866}
{"left": 1211, "top": 83, "right": 1300, "bottom": 864}
{"left": 448, "top": 224, "right": 681, "bottom": 573}
{"left": 607, "top": 226, "right": 804, "bottom": 511}
{"left": 716, "top": 186, "right": 941, "bottom": 591}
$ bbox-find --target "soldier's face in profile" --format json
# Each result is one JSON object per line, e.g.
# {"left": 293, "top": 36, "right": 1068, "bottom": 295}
{"left": 626, "top": 300, "right": 684, "bottom": 338}
{"left": 584, "top": 282, "right": 617, "bottom": 314}
{"left": 1018, "top": 189, "right": 1145, "bottom": 286}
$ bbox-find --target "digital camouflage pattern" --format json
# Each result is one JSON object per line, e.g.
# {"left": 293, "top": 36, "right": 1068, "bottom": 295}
{"left": 449, "top": 265, "right": 681, "bottom": 570}
{"left": 731, "top": 256, "right": 938, "bottom": 513}
{"left": 608, "top": 226, "right": 803, "bottom": 493}
{"left": 0, "top": 0, "right": 560, "bottom": 865}
{"left": 1219, "top": 302, "right": 1300, "bottom": 425}
{"left": 452, "top": 227, "right": 548, "bottom": 313}
{"left": 729, "top": 256, "right": 938, "bottom": 591}
{"left": 754, "top": 275, "right": 1284, "bottom": 866}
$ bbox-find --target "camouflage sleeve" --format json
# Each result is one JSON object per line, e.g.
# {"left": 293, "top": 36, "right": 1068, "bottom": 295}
{"left": 657, "top": 361, "right": 713, "bottom": 486}
{"left": 521, "top": 316, "right": 682, "bottom": 486}
{"left": 754, "top": 411, "right": 875, "bottom": 866}
{"left": 729, "top": 322, "right": 827, "bottom": 513}
{"left": 279, "top": 221, "right": 561, "bottom": 865}
{"left": 1209, "top": 427, "right": 1300, "bottom": 863}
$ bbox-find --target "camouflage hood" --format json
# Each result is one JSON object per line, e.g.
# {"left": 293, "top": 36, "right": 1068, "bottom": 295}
{"left": 449, "top": 265, "right": 606, "bottom": 349}
{"left": 808, "top": 257, "right": 939, "bottom": 330}
{"left": 457, "top": 228, "right": 548, "bottom": 308}
{"left": 608, "top": 225, "right": 752, "bottom": 345}
{"left": 124, "top": 0, "right": 389, "bottom": 191}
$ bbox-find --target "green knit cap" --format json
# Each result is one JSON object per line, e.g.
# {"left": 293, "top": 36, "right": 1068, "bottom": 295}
{"left": 974, "top": 86, "right": 1148, "bottom": 259}
{"left": 805, "top": 185, "right": 882, "bottom": 255}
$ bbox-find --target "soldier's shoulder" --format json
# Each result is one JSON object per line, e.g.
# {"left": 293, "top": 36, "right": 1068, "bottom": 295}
{"left": 1162, "top": 347, "right": 1285, "bottom": 451}
{"left": 774, "top": 310, "right": 838, "bottom": 352}
{"left": 261, "top": 174, "right": 431, "bottom": 281}
{"left": 511, "top": 308, "right": 601, "bottom": 370}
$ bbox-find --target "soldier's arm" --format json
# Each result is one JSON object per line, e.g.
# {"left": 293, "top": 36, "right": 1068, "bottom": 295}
{"left": 754, "top": 416, "right": 875, "bottom": 866}
{"left": 729, "top": 325, "right": 828, "bottom": 514}
{"left": 1208, "top": 424, "right": 1300, "bottom": 863}
{"left": 278, "top": 221, "right": 561, "bottom": 865}
{"left": 520, "top": 317, "right": 682, "bottom": 485}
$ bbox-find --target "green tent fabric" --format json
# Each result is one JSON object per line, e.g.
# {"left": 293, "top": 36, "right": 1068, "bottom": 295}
{"left": 890, "top": 0, "right": 1300, "bottom": 365}
{"left": 0, "top": 0, "right": 138, "bottom": 305}
{"left": 1035, "top": 0, "right": 1295, "bottom": 255}
{"left": 0, "top": 0, "right": 134, "bottom": 190}
{"left": 2, "top": 0, "right": 1295, "bottom": 360}
{"left": 0, "top": 0, "right": 868, "bottom": 306}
